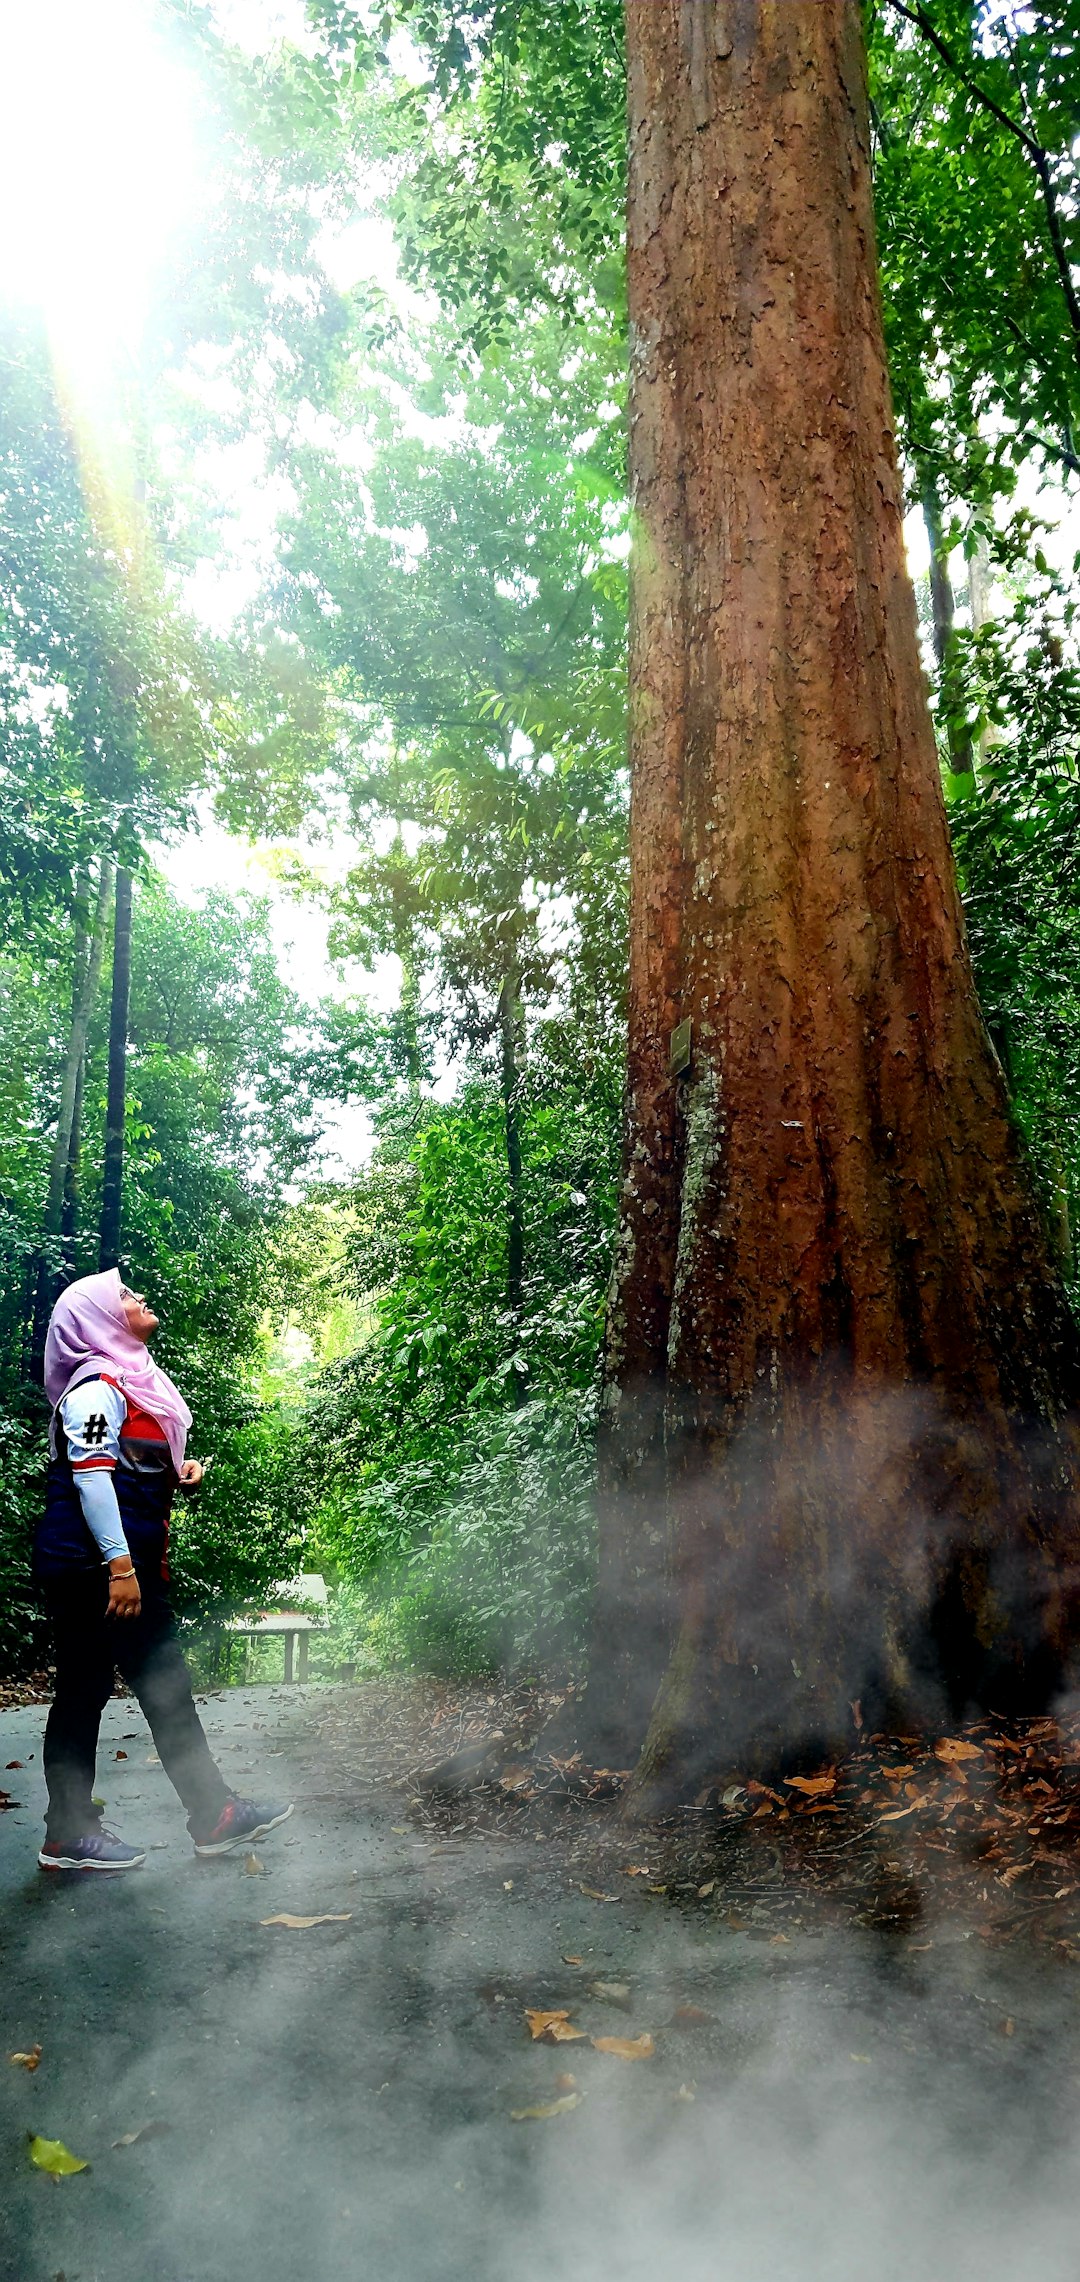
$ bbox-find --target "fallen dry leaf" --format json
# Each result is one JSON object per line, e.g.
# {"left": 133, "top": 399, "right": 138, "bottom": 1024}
{"left": 784, "top": 1773, "right": 836, "bottom": 1797}
{"left": 9, "top": 2046, "right": 42, "bottom": 2072}
{"left": 577, "top": 1884, "right": 620, "bottom": 1903}
{"left": 243, "top": 1854, "right": 266, "bottom": 1875}
{"left": 878, "top": 1801, "right": 924, "bottom": 1823}
{"left": 554, "top": 2072, "right": 578, "bottom": 2092}
{"left": 510, "top": 2092, "right": 584, "bottom": 2121}
{"left": 590, "top": 1981, "right": 631, "bottom": 2005}
{"left": 591, "top": 2033, "right": 655, "bottom": 2062}
{"left": 259, "top": 1913, "right": 352, "bottom": 1929}
{"left": 524, "top": 2009, "right": 587, "bottom": 2044}
{"left": 674, "top": 2004, "right": 712, "bottom": 2025}
{"left": 28, "top": 2134, "right": 88, "bottom": 2177}
{"left": 622, "top": 1864, "right": 652, "bottom": 1878}
{"left": 935, "top": 1738, "right": 983, "bottom": 1763}
{"left": 697, "top": 1880, "right": 716, "bottom": 1898}
{"left": 676, "top": 2082, "right": 697, "bottom": 2102}
{"left": 999, "top": 1864, "right": 1032, "bottom": 1888}
{"left": 111, "top": 2121, "right": 172, "bottom": 2148}
{"left": 562, "top": 1955, "right": 583, "bottom": 1966}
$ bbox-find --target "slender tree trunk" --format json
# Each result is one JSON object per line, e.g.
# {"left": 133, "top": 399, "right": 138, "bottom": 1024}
{"left": 61, "top": 1054, "right": 85, "bottom": 1271}
{"left": 919, "top": 468, "right": 976, "bottom": 783}
{"left": 99, "top": 868, "right": 133, "bottom": 1273}
{"left": 967, "top": 534, "right": 1003, "bottom": 777}
{"left": 594, "top": 0, "right": 1080, "bottom": 1801}
{"left": 30, "top": 856, "right": 113, "bottom": 1374}
{"left": 498, "top": 967, "right": 526, "bottom": 1401}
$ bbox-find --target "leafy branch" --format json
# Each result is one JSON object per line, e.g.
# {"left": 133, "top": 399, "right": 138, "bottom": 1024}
{"left": 887, "top": 0, "right": 1080, "bottom": 423}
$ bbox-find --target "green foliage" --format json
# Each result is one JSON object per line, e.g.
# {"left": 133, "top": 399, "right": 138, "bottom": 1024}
{"left": 320, "top": 1392, "right": 597, "bottom": 1677}
{"left": 169, "top": 1404, "right": 309, "bottom": 1626}
{"left": 0, "top": 869, "right": 327, "bottom": 1660}
{"left": 296, "top": 1029, "right": 620, "bottom": 1675}
{"left": 0, "top": 1418, "right": 47, "bottom": 1673}
{"left": 870, "top": 1, "right": 1080, "bottom": 487}
{"left": 308, "top": 0, "right": 626, "bottom": 342}
{"left": 943, "top": 531, "right": 1080, "bottom": 1262}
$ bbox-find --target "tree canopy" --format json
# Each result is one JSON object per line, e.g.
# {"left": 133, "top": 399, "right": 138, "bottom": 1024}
{"left": 3, "top": 0, "right": 1080, "bottom": 1707}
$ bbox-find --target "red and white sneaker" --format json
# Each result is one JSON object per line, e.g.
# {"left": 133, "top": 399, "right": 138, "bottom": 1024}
{"left": 192, "top": 1796, "right": 294, "bottom": 1857}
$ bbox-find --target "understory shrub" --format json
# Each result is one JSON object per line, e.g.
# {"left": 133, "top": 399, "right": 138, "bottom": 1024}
{"left": 312, "top": 1389, "right": 597, "bottom": 1678}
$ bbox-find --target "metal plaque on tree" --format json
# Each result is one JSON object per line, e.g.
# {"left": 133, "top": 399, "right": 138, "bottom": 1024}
{"left": 669, "top": 1018, "right": 692, "bottom": 1078}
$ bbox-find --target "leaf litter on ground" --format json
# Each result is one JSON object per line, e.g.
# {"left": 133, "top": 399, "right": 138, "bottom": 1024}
{"left": 591, "top": 2033, "right": 655, "bottom": 2061}
{"left": 524, "top": 2009, "right": 587, "bottom": 2043}
{"left": 510, "top": 2090, "right": 585, "bottom": 2121}
{"left": 10, "top": 2045, "right": 42, "bottom": 2071}
{"left": 260, "top": 1913, "right": 352, "bottom": 1930}
{"left": 303, "top": 1677, "right": 1080, "bottom": 1954}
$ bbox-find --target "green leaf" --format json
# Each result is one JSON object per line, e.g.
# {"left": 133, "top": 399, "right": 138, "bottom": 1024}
{"left": 27, "top": 2134, "right": 90, "bottom": 2177}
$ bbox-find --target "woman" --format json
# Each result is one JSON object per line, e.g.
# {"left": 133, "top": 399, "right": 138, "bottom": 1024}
{"left": 35, "top": 1268, "right": 293, "bottom": 1871}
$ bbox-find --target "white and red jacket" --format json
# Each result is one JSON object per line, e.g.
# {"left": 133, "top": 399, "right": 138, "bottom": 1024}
{"left": 36, "top": 1373, "right": 177, "bottom": 1579}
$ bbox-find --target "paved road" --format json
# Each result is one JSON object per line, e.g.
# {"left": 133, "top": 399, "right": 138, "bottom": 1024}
{"left": 3, "top": 1681, "right": 1080, "bottom": 2282}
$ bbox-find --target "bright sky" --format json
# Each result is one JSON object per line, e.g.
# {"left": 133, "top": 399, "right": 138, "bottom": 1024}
{"left": 0, "top": 2, "right": 203, "bottom": 367}
{"left": 0, "top": 0, "right": 395, "bottom": 1179}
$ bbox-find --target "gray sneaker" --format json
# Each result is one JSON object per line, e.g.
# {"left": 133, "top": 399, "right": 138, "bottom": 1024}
{"left": 192, "top": 1796, "right": 294, "bottom": 1856}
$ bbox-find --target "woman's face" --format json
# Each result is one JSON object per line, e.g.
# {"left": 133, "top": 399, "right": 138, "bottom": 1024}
{"left": 120, "top": 1286, "right": 159, "bottom": 1342}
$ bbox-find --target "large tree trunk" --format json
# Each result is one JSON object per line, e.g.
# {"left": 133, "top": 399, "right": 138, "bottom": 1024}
{"left": 594, "top": 0, "right": 1080, "bottom": 1801}
{"left": 99, "top": 867, "right": 133, "bottom": 1273}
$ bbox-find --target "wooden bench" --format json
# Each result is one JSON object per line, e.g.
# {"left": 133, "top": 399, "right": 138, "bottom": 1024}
{"left": 226, "top": 1573, "right": 329, "bottom": 1683}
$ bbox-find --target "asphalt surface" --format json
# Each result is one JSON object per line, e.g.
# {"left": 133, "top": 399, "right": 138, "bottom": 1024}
{"left": 3, "top": 1680, "right": 1080, "bottom": 2282}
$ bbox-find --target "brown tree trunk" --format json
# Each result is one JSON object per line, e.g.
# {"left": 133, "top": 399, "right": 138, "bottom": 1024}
{"left": 595, "top": 0, "right": 1080, "bottom": 1801}
{"left": 99, "top": 867, "right": 133, "bottom": 1273}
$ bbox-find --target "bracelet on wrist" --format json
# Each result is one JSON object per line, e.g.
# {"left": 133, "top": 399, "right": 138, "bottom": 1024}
{"left": 109, "top": 1565, "right": 136, "bottom": 1580}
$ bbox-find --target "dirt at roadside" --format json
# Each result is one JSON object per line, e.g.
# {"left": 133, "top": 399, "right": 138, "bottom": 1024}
{"left": 304, "top": 1675, "right": 1080, "bottom": 1956}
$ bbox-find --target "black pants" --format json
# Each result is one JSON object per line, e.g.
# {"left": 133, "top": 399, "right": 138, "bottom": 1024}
{"left": 41, "top": 1568, "right": 229, "bottom": 1844}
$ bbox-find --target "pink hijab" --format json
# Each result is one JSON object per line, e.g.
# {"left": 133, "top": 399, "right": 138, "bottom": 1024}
{"left": 44, "top": 1269, "right": 191, "bottom": 1473}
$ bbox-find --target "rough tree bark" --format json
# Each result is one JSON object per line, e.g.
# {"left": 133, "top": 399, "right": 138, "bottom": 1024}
{"left": 99, "top": 867, "right": 133, "bottom": 1273}
{"left": 594, "top": 0, "right": 1080, "bottom": 1801}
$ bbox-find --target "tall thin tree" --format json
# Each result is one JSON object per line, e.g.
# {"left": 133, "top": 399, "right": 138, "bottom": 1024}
{"left": 31, "top": 854, "right": 113, "bottom": 1373}
{"left": 99, "top": 868, "right": 133, "bottom": 1274}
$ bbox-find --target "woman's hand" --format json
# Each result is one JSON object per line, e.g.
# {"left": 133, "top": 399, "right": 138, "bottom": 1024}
{"left": 179, "top": 1459, "right": 204, "bottom": 1489}
{"left": 107, "top": 1562, "right": 141, "bottom": 1620}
